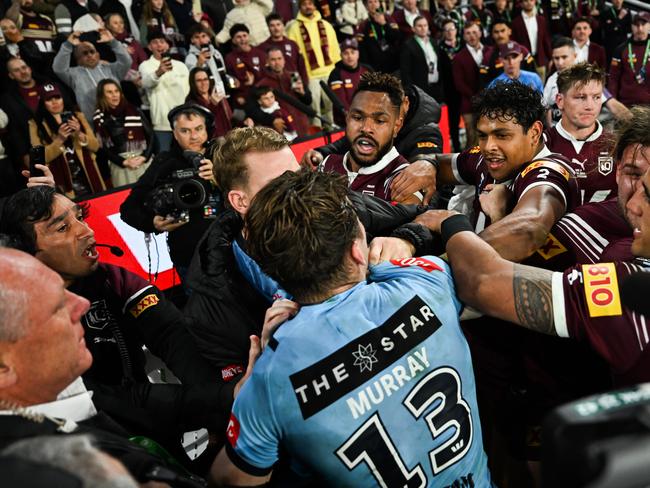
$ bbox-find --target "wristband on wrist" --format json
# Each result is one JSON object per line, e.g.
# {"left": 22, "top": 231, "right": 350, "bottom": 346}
{"left": 441, "top": 214, "right": 474, "bottom": 248}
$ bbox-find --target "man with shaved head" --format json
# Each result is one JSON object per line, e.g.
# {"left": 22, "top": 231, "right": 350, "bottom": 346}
{"left": 52, "top": 29, "right": 131, "bottom": 122}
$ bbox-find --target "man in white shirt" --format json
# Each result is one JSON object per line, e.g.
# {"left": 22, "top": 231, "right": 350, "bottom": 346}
{"left": 571, "top": 17, "right": 606, "bottom": 68}
{"left": 139, "top": 31, "right": 189, "bottom": 152}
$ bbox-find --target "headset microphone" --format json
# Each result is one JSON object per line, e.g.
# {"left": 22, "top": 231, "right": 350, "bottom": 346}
{"left": 95, "top": 243, "right": 125, "bottom": 257}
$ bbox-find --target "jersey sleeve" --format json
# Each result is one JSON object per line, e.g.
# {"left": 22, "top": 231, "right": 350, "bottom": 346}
{"left": 450, "top": 147, "right": 482, "bottom": 186}
{"left": 369, "top": 256, "right": 463, "bottom": 315}
{"left": 515, "top": 159, "right": 574, "bottom": 209}
{"left": 226, "top": 361, "right": 281, "bottom": 475}
{"left": 551, "top": 262, "right": 646, "bottom": 374}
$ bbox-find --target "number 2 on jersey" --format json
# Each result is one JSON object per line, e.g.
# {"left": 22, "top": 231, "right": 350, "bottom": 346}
{"left": 336, "top": 367, "right": 473, "bottom": 487}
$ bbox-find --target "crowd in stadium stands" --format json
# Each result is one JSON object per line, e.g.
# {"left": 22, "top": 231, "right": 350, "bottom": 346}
{"left": 0, "top": 0, "right": 650, "bottom": 486}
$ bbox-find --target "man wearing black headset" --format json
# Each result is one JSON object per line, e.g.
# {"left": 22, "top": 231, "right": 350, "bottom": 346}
{"left": 120, "top": 103, "right": 221, "bottom": 281}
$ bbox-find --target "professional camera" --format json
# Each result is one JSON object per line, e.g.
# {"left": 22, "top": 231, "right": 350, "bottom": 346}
{"left": 146, "top": 150, "right": 221, "bottom": 222}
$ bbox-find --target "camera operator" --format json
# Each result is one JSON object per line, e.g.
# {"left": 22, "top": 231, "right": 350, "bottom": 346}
{"left": 120, "top": 103, "right": 219, "bottom": 281}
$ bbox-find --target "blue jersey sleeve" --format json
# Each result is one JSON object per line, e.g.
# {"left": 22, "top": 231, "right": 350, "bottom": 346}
{"left": 369, "top": 256, "right": 463, "bottom": 316}
{"left": 226, "top": 357, "right": 281, "bottom": 474}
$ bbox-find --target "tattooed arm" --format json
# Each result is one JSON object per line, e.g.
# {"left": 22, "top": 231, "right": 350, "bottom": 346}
{"left": 446, "top": 221, "right": 558, "bottom": 335}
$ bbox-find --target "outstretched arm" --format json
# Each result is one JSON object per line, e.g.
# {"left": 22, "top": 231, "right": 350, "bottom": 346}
{"left": 443, "top": 213, "right": 557, "bottom": 335}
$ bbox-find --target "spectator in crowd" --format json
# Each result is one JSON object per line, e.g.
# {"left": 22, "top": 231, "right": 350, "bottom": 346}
{"left": 93, "top": 79, "right": 153, "bottom": 186}
{"left": 544, "top": 36, "right": 631, "bottom": 127}
{"left": 28, "top": 83, "right": 107, "bottom": 198}
{"left": 544, "top": 62, "right": 616, "bottom": 205}
{"left": 139, "top": 0, "right": 185, "bottom": 58}
{"left": 608, "top": 12, "right": 650, "bottom": 107}
{"left": 258, "top": 13, "right": 308, "bottom": 82}
{"left": 571, "top": 17, "right": 606, "bottom": 68}
{"left": 453, "top": 22, "right": 493, "bottom": 148}
{"left": 251, "top": 46, "right": 311, "bottom": 136}
{"left": 488, "top": 41, "right": 543, "bottom": 94}
{"left": 52, "top": 29, "right": 131, "bottom": 123}
{"left": 0, "top": 247, "right": 232, "bottom": 484}
{"left": 104, "top": 12, "right": 147, "bottom": 107}
{"left": 511, "top": 0, "right": 551, "bottom": 81}
{"left": 576, "top": 0, "right": 605, "bottom": 40}
{"left": 489, "top": 0, "right": 512, "bottom": 25}
{"left": 120, "top": 104, "right": 218, "bottom": 279}
{"left": 165, "top": 0, "right": 197, "bottom": 38}
{"left": 336, "top": 0, "right": 367, "bottom": 36}
{"left": 187, "top": 66, "right": 233, "bottom": 138}
{"left": 2, "top": 435, "right": 139, "bottom": 488}
{"left": 210, "top": 169, "right": 492, "bottom": 487}
{"left": 465, "top": 0, "right": 494, "bottom": 41}
{"left": 224, "top": 23, "right": 266, "bottom": 109}
{"left": 401, "top": 15, "right": 444, "bottom": 102}
{"left": 482, "top": 20, "right": 537, "bottom": 87}
{"left": 252, "top": 85, "right": 297, "bottom": 140}
{"left": 433, "top": 0, "right": 463, "bottom": 39}
{"left": 356, "top": 0, "right": 401, "bottom": 73}
{"left": 185, "top": 23, "right": 228, "bottom": 95}
{"left": 319, "top": 72, "right": 422, "bottom": 203}
{"left": 215, "top": 0, "right": 273, "bottom": 46}
{"left": 438, "top": 17, "right": 461, "bottom": 152}
{"left": 0, "top": 57, "right": 65, "bottom": 165}
{"left": 139, "top": 31, "right": 189, "bottom": 151}
{"left": 392, "top": 0, "right": 433, "bottom": 39}
{"left": 184, "top": 125, "right": 433, "bottom": 379}
{"left": 53, "top": 0, "right": 97, "bottom": 37}
{"left": 0, "top": 17, "right": 51, "bottom": 77}
{"left": 546, "top": 0, "right": 576, "bottom": 36}
{"left": 4, "top": 0, "right": 56, "bottom": 56}
{"left": 601, "top": 0, "right": 630, "bottom": 63}
{"left": 287, "top": 0, "right": 340, "bottom": 127}
{"left": 327, "top": 37, "right": 370, "bottom": 127}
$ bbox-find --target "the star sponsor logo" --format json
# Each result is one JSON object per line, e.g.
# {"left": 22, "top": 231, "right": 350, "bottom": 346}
{"left": 352, "top": 343, "right": 378, "bottom": 373}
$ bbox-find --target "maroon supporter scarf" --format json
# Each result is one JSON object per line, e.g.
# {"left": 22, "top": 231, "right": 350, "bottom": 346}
{"left": 299, "top": 20, "right": 331, "bottom": 70}
{"left": 95, "top": 102, "right": 147, "bottom": 149}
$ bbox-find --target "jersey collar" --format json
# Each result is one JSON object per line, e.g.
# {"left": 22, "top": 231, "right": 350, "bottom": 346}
{"left": 344, "top": 146, "right": 399, "bottom": 176}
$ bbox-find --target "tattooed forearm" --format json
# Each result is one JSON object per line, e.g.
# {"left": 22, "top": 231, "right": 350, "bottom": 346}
{"left": 512, "top": 265, "right": 557, "bottom": 335}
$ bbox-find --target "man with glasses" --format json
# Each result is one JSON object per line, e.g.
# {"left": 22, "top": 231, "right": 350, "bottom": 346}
{"left": 53, "top": 29, "right": 131, "bottom": 122}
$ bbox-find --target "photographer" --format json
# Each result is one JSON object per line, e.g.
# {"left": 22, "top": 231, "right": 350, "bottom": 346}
{"left": 120, "top": 103, "right": 219, "bottom": 281}
{"left": 52, "top": 29, "right": 131, "bottom": 123}
{"left": 28, "top": 83, "right": 107, "bottom": 198}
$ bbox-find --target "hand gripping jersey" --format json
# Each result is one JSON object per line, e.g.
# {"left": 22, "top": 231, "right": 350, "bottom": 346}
{"left": 552, "top": 260, "right": 650, "bottom": 386}
{"left": 451, "top": 145, "right": 579, "bottom": 232}
{"left": 226, "top": 257, "right": 491, "bottom": 487}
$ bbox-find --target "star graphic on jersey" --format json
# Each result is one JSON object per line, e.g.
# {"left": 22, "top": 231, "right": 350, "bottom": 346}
{"left": 352, "top": 343, "right": 378, "bottom": 373}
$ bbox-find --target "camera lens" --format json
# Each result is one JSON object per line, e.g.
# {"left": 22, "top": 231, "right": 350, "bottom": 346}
{"left": 174, "top": 179, "right": 207, "bottom": 209}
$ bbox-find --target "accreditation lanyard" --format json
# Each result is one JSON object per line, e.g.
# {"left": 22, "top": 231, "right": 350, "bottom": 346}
{"left": 627, "top": 39, "right": 650, "bottom": 74}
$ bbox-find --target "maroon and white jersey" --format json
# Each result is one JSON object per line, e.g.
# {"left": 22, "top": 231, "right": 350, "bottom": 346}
{"left": 544, "top": 121, "right": 617, "bottom": 205}
{"left": 552, "top": 261, "right": 650, "bottom": 386}
{"left": 451, "top": 145, "right": 579, "bottom": 232}
{"left": 529, "top": 197, "right": 634, "bottom": 270}
{"left": 319, "top": 147, "right": 412, "bottom": 201}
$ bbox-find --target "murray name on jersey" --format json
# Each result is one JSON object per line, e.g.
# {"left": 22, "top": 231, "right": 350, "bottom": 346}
{"left": 290, "top": 296, "right": 442, "bottom": 420}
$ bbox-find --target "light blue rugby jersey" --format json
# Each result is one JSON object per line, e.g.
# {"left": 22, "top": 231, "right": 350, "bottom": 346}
{"left": 226, "top": 256, "right": 492, "bottom": 488}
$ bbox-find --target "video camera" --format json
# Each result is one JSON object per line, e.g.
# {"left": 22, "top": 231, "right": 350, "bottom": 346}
{"left": 146, "top": 148, "right": 221, "bottom": 223}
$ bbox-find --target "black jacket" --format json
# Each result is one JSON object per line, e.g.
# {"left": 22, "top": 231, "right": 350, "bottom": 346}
{"left": 119, "top": 143, "right": 219, "bottom": 268}
{"left": 400, "top": 36, "right": 445, "bottom": 102}
{"left": 183, "top": 192, "right": 433, "bottom": 379}
{"left": 316, "top": 85, "right": 443, "bottom": 165}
